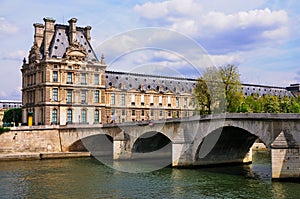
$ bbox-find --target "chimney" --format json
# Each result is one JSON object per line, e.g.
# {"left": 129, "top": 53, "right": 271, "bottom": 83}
{"left": 43, "top": 17, "right": 56, "bottom": 57}
{"left": 33, "top": 23, "right": 44, "bottom": 48}
{"left": 84, "top": 26, "right": 91, "bottom": 42}
{"left": 68, "top": 18, "right": 77, "bottom": 44}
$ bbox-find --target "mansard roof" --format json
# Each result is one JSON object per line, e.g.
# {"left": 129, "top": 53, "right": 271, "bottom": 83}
{"left": 44, "top": 24, "right": 98, "bottom": 61}
{"left": 105, "top": 71, "right": 196, "bottom": 94}
{"left": 105, "top": 70, "right": 293, "bottom": 97}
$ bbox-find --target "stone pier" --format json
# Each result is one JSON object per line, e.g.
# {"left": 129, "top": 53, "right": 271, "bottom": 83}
{"left": 271, "top": 131, "right": 300, "bottom": 179}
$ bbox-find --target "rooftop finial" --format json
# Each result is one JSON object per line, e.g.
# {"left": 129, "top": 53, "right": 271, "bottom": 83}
{"left": 101, "top": 53, "right": 105, "bottom": 64}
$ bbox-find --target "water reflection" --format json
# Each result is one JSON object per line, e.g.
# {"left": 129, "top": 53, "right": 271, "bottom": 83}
{"left": 0, "top": 151, "right": 299, "bottom": 198}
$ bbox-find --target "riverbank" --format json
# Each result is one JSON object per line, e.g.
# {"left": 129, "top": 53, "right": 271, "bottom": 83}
{"left": 0, "top": 152, "right": 91, "bottom": 161}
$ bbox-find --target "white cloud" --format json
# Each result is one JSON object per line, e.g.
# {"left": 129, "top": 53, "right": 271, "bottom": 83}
{"left": 134, "top": 1, "right": 290, "bottom": 50}
{"left": 134, "top": 0, "right": 203, "bottom": 19}
{"left": 208, "top": 54, "right": 244, "bottom": 67}
{"left": 2, "top": 50, "right": 27, "bottom": 61}
{"left": 0, "top": 17, "right": 18, "bottom": 35}
{"left": 201, "top": 8, "right": 288, "bottom": 33}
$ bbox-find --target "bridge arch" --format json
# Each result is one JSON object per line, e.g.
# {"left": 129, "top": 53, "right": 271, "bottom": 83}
{"left": 69, "top": 134, "right": 114, "bottom": 158}
{"left": 131, "top": 131, "right": 172, "bottom": 153}
{"left": 194, "top": 126, "right": 259, "bottom": 165}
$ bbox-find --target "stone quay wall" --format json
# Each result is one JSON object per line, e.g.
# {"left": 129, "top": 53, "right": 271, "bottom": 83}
{"left": 0, "top": 126, "right": 61, "bottom": 153}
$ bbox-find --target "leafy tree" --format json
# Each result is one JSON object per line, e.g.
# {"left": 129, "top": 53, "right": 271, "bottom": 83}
{"left": 241, "top": 93, "right": 263, "bottom": 113}
{"left": 290, "top": 97, "right": 300, "bottom": 113}
{"left": 194, "top": 77, "right": 211, "bottom": 114}
{"left": 219, "top": 64, "right": 243, "bottom": 112}
{"left": 194, "top": 64, "right": 242, "bottom": 114}
{"left": 262, "top": 95, "right": 280, "bottom": 113}
{"left": 3, "top": 108, "right": 22, "bottom": 126}
{"left": 279, "top": 96, "right": 291, "bottom": 113}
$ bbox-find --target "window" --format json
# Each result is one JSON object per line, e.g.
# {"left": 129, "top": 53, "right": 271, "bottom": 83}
{"left": 168, "top": 111, "right": 171, "bottom": 117}
{"left": 81, "top": 109, "right": 87, "bottom": 124}
{"left": 111, "top": 109, "right": 115, "bottom": 116}
{"left": 184, "top": 98, "right": 187, "bottom": 108}
{"left": 121, "top": 94, "right": 125, "bottom": 105}
{"left": 111, "top": 93, "right": 115, "bottom": 105}
{"left": 150, "top": 95, "right": 154, "bottom": 106}
{"left": 131, "top": 95, "right": 135, "bottom": 105}
{"left": 52, "top": 109, "right": 57, "bottom": 124}
{"left": 151, "top": 109, "right": 154, "bottom": 117}
{"left": 95, "top": 90, "right": 99, "bottom": 103}
{"left": 53, "top": 88, "right": 58, "bottom": 101}
{"left": 132, "top": 110, "right": 135, "bottom": 116}
{"left": 176, "top": 97, "right": 179, "bottom": 108}
{"left": 67, "top": 90, "right": 72, "bottom": 103}
{"left": 168, "top": 96, "right": 171, "bottom": 107}
{"left": 94, "top": 74, "right": 99, "bottom": 85}
{"left": 159, "top": 96, "right": 162, "bottom": 106}
{"left": 141, "top": 94, "right": 144, "bottom": 106}
{"left": 94, "top": 110, "right": 99, "bottom": 123}
{"left": 81, "top": 73, "right": 86, "bottom": 85}
{"left": 160, "top": 110, "right": 163, "bottom": 117}
{"left": 67, "top": 72, "right": 72, "bottom": 84}
{"left": 53, "top": 71, "right": 58, "bottom": 82}
{"left": 141, "top": 110, "right": 144, "bottom": 116}
{"left": 67, "top": 109, "right": 72, "bottom": 123}
{"left": 81, "top": 90, "right": 86, "bottom": 103}
{"left": 122, "top": 109, "right": 125, "bottom": 116}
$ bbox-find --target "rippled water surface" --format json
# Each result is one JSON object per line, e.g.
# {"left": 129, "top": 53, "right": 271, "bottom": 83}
{"left": 0, "top": 151, "right": 299, "bottom": 198}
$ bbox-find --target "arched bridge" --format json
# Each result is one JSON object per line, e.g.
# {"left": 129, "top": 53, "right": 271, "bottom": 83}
{"left": 9, "top": 113, "right": 300, "bottom": 179}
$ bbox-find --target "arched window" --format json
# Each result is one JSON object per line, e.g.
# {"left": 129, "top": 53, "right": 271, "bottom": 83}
{"left": 52, "top": 109, "right": 57, "bottom": 124}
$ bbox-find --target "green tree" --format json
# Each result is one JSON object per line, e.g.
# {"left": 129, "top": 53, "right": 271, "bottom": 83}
{"left": 194, "top": 64, "right": 242, "bottom": 114}
{"left": 262, "top": 95, "right": 280, "bottom": 113}
{"left": 194, "top": 66, "right": 226, "bottom": 114}
{"left": 3, "top": 108, "right": 22, "bottom": 126}
{"left": 290, "top": 97, "right": 300, "bottom": 113}
{"left": 219, "top": 64, "right": 243, "bottom": 112}
{"left": 279, "top": 96, "right": 291, "bottom": 113}
{"left": 194, "top": 77, "right": 211, "bottom": 114}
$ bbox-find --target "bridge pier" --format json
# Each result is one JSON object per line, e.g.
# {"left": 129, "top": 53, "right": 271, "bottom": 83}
{"left": 271, "top": 131, "right": 300, "bottom": 180}
{"left": 113, "top": 132, "right": 131, "bottom": 160}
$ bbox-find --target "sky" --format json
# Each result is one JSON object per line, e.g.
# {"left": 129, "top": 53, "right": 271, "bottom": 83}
{"left": 0, "top": 0, "right": 300, "bottom": 100}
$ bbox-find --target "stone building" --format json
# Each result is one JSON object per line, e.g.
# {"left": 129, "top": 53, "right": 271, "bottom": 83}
{"left": 105, "top": 71, "right": 196, "bottom": 123}
{"left": 0, "top": 100, "right": 22, "bottom": 126}
{"left": 21, "top": 18, "right": 106, "bottom": 125}
{"left": 21, "top": 17, "right": 295, "bottom": 126}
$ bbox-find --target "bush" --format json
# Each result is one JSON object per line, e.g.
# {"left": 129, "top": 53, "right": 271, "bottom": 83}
{"left": 0, "top": 127, "right": 10, "bottom": 134}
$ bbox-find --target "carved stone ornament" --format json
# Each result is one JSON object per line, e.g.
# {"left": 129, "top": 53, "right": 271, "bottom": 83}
{"left": 29, "top": 42, "right": 41, "bottom": 64}
{"left": 73, "top": 64, "right": 81, "bottom": 70}
{"left": 64, "top": 40, "right": 88, "bottom": 62}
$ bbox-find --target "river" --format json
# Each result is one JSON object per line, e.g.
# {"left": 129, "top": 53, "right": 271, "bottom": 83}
{"left": 0, "top": 151, "right": 299, "bottom": 199}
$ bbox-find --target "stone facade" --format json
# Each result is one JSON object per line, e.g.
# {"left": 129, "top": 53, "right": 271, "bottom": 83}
{"left": 21, "top": 17, "right": 295, "bottom": 126}
{"left": 21, "top": 18, "right": 106, "bottom": 126}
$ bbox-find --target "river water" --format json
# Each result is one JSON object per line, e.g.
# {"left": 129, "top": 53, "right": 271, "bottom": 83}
{"left": 0, "top": 151, "right": 299, "bottom": 199}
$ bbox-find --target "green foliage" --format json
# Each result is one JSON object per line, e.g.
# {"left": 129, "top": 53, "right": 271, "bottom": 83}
{"left": 194, "top": 64, "right": 300, "bottom": 115}
{"left": 239, "top": 95, "right": 300, "bottom": 114}
{"left": 0, "top": 127, "right": 10, "bottom": 134}
{"left": 194, "top": 77, "right": 211, "bottom": 114}
{"left": 194, "top": 64, "right": 242, "bottom": 114}
{"left": 3, "top": 108, "right": 22, "bottom": 126}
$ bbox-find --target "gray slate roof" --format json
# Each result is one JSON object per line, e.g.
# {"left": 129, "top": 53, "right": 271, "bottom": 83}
{"left": 48, "top": 25, "right": 98, "bottom": 61}
{"left": 105, "top": 71, "right": 195, "bottom": 94}
{"left": 105, "top": 71, "right": 293, "bottom": 97}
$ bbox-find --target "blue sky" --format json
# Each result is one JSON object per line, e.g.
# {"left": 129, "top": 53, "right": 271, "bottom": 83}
{"left": 0, "top": 0, "right": 300, "bottom": 100}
